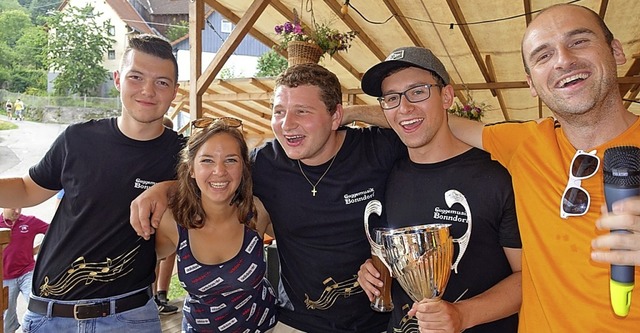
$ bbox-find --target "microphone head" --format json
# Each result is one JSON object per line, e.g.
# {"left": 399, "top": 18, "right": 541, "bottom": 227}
{"left": 603, "top": 146, "right": 640, "bottom": 187}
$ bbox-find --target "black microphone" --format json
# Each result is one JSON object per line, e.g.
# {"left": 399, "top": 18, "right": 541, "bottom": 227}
{"left": 603, "top": 145, "right": 640, "bottom": 317}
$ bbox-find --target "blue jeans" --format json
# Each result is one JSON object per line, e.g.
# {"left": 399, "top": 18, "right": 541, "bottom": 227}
{"left": 3, "top": 271, "right": 33, "bottom": 332}
{"left": 22, "top": 288, "right": 161, "bottom": 333}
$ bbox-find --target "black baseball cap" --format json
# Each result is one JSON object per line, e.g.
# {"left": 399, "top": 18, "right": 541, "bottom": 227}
{"left": 361, "top": 47, "right": 450, "bottom": 97}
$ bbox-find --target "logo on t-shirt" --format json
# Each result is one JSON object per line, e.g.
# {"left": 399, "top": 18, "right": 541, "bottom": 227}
{"left": 432, "top": 206, "right": 467, "bottom": 224}
{"left": 343, "top": 188, "right": 375, "bottom": 205}
{"left": 134, "top": 178, "right": 156, "bottom": 190}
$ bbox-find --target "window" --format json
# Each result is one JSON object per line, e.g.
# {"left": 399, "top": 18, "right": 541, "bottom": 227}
{"left": 108, "top": 50, "right": 116, "bottom": 60}
{"left": 108, "top": 25, "right": 115, "bottom": 36}
{"left": 221, "top": 19, "right": 233, "bottom": 33}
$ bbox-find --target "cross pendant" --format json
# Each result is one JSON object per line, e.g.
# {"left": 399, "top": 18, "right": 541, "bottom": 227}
{"left": 311, "top": 187, "right": 317, "bottom": 196}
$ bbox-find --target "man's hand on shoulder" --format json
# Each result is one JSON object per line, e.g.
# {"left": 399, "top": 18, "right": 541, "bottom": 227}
{"left": 130, "top": 180, "right": 176, "bottom": 240}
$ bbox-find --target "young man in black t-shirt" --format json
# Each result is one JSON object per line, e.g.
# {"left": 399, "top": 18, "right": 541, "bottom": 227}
{"left": 0, "top": 34, "right": 183, "bottom": 331}
{"left": 356, "top": 47, "right": 521, "bottom": 333}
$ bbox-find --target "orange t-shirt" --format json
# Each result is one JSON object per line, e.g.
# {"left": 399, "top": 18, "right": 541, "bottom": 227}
{"left": 483, "top": 117, "right": 640, "bottom": 332}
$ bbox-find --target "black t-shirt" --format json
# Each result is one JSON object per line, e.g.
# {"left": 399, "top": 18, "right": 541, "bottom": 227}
{"left": 385, "top": 148, "right": 520, "bottom": 332}
{"left": 251, "top": 127, "right": 406, "bottom": 333}
{"left": 29, "top": 118, "right": 184, "bottom": 300}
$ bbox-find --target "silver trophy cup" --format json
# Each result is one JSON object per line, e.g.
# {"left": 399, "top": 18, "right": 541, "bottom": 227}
{"left": 364, "top": 190, "right": 469, "bottom": 303}
{"left": 380, "top": 224, "right": 454, "bottom": 302}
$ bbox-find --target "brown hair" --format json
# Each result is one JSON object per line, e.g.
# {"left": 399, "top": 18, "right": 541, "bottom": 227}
{"left": 169, "top": 121, "right": 256, "bottom": 230}
{"left": 121, "top": 34, "right": 178, "bottom": 82}
{"left": 275, "top": 63, "right": 342, "bottom": 115}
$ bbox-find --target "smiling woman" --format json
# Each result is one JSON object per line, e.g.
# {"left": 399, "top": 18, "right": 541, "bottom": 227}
{"left": 152, "top": 119, "right": 278, "bottom": 332}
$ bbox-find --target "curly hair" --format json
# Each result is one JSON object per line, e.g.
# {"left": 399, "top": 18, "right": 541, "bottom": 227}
{"left": 275, "top": 63, "right": 342, "bottom": 115}
{"left": 169, "top": 121, "right": 255, "bottom": 230}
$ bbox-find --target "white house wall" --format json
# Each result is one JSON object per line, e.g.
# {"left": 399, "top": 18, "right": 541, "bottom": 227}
{"left": 175, "top": 49, "right": 259, "bottom": 82}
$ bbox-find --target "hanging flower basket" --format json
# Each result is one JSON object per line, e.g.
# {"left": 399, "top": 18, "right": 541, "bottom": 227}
{"left": 287, "top": 41, "right": 324, "bottom": 67}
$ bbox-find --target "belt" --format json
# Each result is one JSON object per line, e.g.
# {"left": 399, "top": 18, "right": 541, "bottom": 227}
{"left": 28, "top": 288, "right": 152, "bottom": 320}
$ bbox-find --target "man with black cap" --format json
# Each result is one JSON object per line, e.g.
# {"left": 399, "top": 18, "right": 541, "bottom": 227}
{"left": 356, "top": 46, "right": 521, "bottom": 333}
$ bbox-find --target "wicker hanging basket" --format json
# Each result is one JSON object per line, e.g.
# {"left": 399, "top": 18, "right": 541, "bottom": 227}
{"left": 287, "top": 41, "right": 324, "bottom": 67}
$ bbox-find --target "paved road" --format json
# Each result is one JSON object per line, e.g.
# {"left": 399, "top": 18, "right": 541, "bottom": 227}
{"left": 0, "top": 118, "right": 67, "bottom": 332}
{"left": 0, "top": 118, "right": 67, "bottom": 221}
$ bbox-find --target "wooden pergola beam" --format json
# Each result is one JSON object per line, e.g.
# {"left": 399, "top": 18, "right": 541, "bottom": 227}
{"left": 189, "top": 0, "right": 204, "bottom": 120}
{"left": 446, "top": 0, "right": 497, "bottom": 96}
{"left": 383, "top": 0, "right": 422, "bottom": 46}
{"left": 202, "top": 101, "right": 270, "bottom": 135}
{"left": 178, "top": 76, "right": 640, "bottom": 103}
{"left": 196, "top": 0, "right": 269, "bottom": 96}
{"left": 207, "top": 0, "right": 281, "bottom": 51}
{"left": 486, "top": 55, "right": 510, "bottom": 121}
{"left": 323, "top": 0, "right": 386, "bottom": 60}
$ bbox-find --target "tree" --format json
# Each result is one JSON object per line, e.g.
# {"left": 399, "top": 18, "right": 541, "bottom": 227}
{"left": 15, "top": 26, "right": 47, "bottom": 69}
{"left": 165, "top": 20, "right": 188, "bottom": 42}
{"left": 0, "top": 42, "right": 16, "bottom": 69}
{"left": 0, "top": 68, "right": 10, "bottom": 89}
{"left": 0, "top": 0, "right": 23, "bottom": 12}
{"left": 28, "top": 0, "right": 58, "bottom": 20}
{"left": 0, "top": 9, "right": 45, "bottom": 93}
{"left": 9, "top": 67, "right": 44, "bottom": 92}
{"left": 255, "top": 50, "right": 287, "bottom": 77}
{"left": 45, "top": 4, "right": 114, "bottom": 96}
{"left": 0, "top": 9, "right": 32, "bottom": 47}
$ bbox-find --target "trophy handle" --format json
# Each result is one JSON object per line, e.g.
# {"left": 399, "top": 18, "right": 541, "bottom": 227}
{"left": 444, "top": 189, "right": 471, "bottom": 274}
{"left": 364, "top": 200, "right": 384, "bottom": 258}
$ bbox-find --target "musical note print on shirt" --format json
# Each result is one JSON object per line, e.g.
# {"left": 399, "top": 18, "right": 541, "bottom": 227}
{"left": 393, "top": 304, "right": 419, "bottom": 333}
{"left": 304, "top": 275, "right": 363, "bottom": 310}
{"left": 39, "top": 244, "right": 140, "bottom": 297}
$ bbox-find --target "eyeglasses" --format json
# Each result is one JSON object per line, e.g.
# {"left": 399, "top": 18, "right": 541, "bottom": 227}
{"left": 190, "top": 117, "right": 243, "bottom": 132}
{"left": 560, "top": 149, "right": 600, "bottom": 219}
{"left": 377, "top": 84, "right": 443, "bottom": 110}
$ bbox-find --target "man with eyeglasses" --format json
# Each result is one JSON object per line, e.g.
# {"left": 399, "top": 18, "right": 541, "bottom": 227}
{"left": 355, "top": 46, "right": 521, "bottom": 333}
{"left": 445, "top": 4, "right": 640, "bottom": 332}
{"left": 350, "top": 5, "right": 640, "bottom": 331}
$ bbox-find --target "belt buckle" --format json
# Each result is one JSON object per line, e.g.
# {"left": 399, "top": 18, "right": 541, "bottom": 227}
{"left": 73, "top": 303, "right": 95, "bottom": 320}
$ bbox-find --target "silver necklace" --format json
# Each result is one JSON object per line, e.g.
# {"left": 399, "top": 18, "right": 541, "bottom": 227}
{"left": 297, "top": 154, "right": 338, "bottom": 197}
